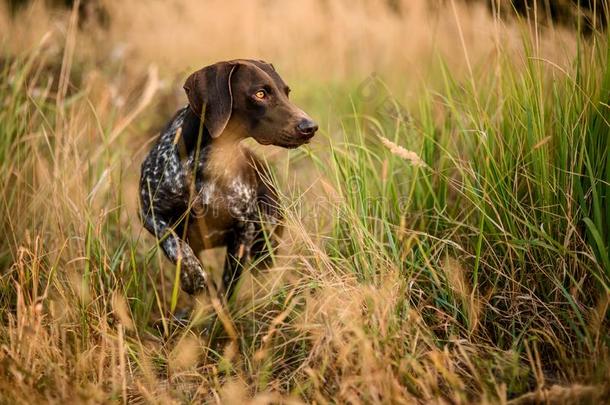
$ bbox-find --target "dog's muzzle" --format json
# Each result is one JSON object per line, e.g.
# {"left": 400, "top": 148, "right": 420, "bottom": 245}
{"left": 295, "top": 118, "right": 318, "bottom": 140}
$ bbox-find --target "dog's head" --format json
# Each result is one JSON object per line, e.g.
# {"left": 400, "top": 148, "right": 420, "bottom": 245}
{"left": 183, "top": 59, "right": 318, "bottom": 148}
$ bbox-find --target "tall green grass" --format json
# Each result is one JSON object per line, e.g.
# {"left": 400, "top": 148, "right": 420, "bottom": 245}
{"left": 0, "top": 23, "right": 609, "bottom": 405}
{"left": 309, "top": 28, "right": 610, "bottom": 394}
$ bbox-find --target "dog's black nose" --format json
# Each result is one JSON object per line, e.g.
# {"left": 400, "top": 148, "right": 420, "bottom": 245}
{"left": 296, "top": 119, "right": 318, "bottom": 137}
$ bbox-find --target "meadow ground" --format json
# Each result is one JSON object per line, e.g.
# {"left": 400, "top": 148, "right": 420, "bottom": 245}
{"left": 0, "top": 1, "right": 609, "bottom": 403}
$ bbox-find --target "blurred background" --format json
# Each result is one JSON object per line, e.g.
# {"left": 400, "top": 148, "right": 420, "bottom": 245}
{"left": 2, "top": 0, "right": 596, "bottom": 83}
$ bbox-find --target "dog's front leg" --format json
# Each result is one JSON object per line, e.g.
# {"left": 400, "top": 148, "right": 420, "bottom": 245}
{"left": 142, "top": 214, "right": 211, "bottom": 295}
{"left": 161, "top": 231, "right": 212, "bottom": 295}
{"left": 222, "top": 220, "right": 256, "bottom": 299}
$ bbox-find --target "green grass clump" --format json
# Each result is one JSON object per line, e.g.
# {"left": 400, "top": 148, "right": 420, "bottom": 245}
{"left": 313, "top": 33, "right": 609, "bottom": 397}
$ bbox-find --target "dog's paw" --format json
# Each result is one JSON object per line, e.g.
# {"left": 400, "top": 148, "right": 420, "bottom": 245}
{"left": 180, "top": 272, "right": 206, "bottom": 295}
{"left": 179, "top": 263, "right": 209, "bottom": 295}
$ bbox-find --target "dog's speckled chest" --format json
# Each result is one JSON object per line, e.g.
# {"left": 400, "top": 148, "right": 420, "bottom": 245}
{"left": 186, "top": 173, "right": 258, "bottom": 248}
{"left": 193, "top": 175, "right": 257, "bottom": 222}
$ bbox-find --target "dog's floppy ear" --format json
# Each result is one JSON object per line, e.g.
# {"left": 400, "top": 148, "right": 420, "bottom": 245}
{"left": 183, "top": 62, "right": 238, "bottom": 138}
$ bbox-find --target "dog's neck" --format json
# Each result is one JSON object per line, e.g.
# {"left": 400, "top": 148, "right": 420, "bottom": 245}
{"left": 182, "top": 108, "right": 251, "bottom": 182}
{"left": 206, "top": 127, "right": 247, "bottom": 181}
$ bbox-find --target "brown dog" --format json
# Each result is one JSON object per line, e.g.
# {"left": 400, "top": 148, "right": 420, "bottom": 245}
{"left": 139, "top": 60, "right": 318, "bottom": 299}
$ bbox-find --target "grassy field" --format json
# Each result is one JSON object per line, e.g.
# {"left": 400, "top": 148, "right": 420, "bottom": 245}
{"left": 0, "top": 1, "right": 609, "bottom": 403}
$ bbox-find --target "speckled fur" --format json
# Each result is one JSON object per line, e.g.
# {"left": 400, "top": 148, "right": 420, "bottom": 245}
{"left": 139, "top": 106, "right": 282, "bottom": 297}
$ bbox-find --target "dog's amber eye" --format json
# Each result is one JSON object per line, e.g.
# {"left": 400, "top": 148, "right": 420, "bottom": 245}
{"left": 254, "top": 90, "right": 266, "bottom": 100}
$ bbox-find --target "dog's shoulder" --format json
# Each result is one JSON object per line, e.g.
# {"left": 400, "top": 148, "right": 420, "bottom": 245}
{"left": 142, "top": 106, "right": 188, "bottom": 164}
{"left": 140, "top": 107, "right": 191, "bottom": 208}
